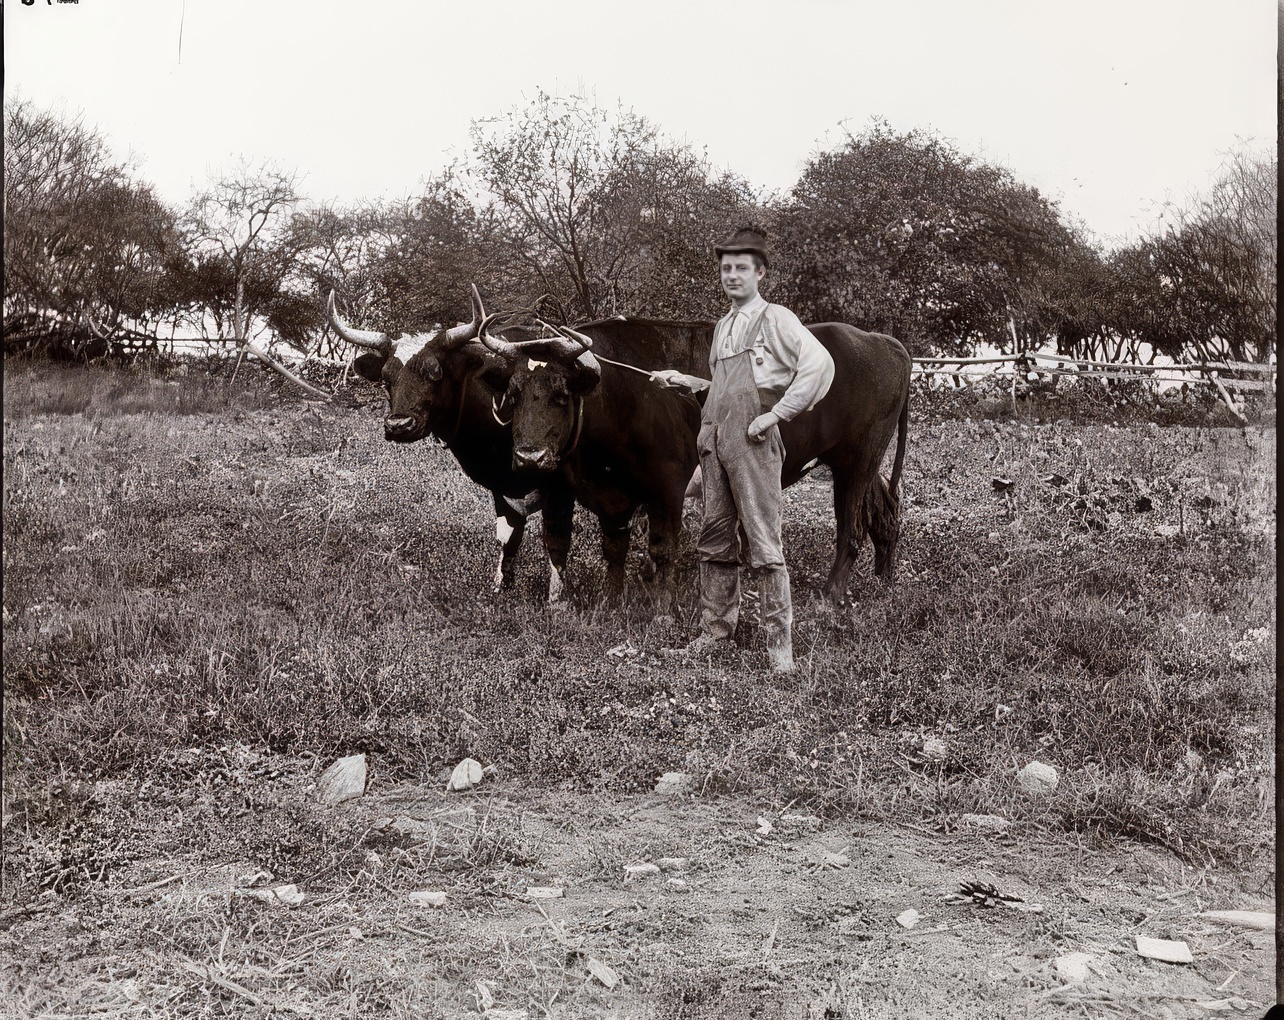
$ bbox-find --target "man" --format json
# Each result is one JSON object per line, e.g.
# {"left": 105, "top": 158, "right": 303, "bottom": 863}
{"left": 651, "top": 226, "right": 834, "bottom": 673}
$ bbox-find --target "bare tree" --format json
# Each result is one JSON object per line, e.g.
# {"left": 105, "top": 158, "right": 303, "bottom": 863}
{"left": 468, "top": 91, "right": 759, "bottom": 321}
{"left": 1115, "top": 144, "right": 1276, "bottom": 364}
{"left": 3, "top": 100, "right": 179, "bottom": 356}
{"left": 180, "top": 159, "right": 327, "bottom": 396}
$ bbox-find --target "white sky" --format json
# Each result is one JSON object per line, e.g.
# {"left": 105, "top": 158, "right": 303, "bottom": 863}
{"left": 4, "top": 0, "right": 1277, "bottom": 247}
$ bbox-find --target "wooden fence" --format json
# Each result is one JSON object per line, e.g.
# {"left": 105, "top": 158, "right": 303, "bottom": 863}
{"left": 911, "top": 352, "right": 1276, "bottom": 422}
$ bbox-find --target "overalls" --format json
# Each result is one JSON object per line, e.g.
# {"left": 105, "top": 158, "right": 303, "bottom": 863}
{"left": 694, "top": 310, "right": 792, "bottom": 663}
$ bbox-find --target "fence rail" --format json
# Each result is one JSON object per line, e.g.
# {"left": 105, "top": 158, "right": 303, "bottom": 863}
{"left": 910, "top": 351, "right": 1276, "bottom": 421}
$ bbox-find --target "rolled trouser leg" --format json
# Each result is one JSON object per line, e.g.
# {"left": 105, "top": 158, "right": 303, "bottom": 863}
{"left": 759, "top": 564, "right": 793, "bottom": 673}
{"left": 697, "top": 560, "right": 741, "bottom": 641}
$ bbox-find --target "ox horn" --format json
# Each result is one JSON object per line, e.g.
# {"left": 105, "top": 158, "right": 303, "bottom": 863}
{"left": 478, "top": 311, "right": 523, "bottom": 360}
{"left": 437, "top": 284, "right": 486, "bottom": 350}
{"left": 327, "top": 291, "right": 392, "bottom": 354}
{"left": 535, "top": 320, "right": 595, "bottom": 361}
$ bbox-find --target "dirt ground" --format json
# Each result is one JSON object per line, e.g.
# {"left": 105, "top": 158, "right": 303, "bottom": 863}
{"left": 1, "top": 768, "right": 1274, "bottom": 1019}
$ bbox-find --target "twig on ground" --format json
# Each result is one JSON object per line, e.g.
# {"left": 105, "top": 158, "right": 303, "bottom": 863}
{"left": 111, "top": 873, "right": 185, "bottom": 897}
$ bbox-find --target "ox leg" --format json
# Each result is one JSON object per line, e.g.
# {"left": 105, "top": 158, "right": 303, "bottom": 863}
{"left": 646, "top": 491, "right": 686, "bottom": 608}
{"left": 824, "top": 467, "right": 865, "bottom": 602}
{"left": 542, "top": 489, "right": 575, "bottom": 605}
{"left": 491, "top": 494, "right": 528, "bottom": 593}
{"left": 600, "top": 516, "right": 631, "bottom": 600}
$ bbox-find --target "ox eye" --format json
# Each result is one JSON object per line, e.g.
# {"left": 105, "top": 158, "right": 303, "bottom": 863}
{"left": 552, "top": 393, "right": 570, "bottom": 408}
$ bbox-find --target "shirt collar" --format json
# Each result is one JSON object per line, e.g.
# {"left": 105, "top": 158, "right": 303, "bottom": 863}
{"left": 727, "top": 294, "right": 768, "bottom": 319}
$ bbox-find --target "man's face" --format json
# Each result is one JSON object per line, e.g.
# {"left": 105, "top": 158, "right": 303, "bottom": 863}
{"left": 720, "top": 253, "right": 764, "bottom": 304}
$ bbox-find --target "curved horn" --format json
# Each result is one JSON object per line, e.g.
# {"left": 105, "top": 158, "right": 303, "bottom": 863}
{"left": 535, "top": 319, "right": 595, "bottom": 361}
{"left": 554, "top": 324, "right": 595, "bottom": 352}
{"left": 478, "top": 311, "right": 522, "bottom": 359}
{"left": 438, "top": 284, "right": 485, "bottom": 349}
{"left": 327, "top": 291, "right": 392, "bottom": 354}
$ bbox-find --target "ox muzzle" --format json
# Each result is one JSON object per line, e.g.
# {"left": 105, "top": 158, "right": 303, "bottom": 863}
{"left": 384, "top": 415, "right": 422, "bottom": 442}
{"left": 512, "top": 446, "right": 559, "bottom": 471}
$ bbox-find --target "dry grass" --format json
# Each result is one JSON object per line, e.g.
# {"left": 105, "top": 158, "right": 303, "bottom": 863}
{"left": 2, "top": 357, "right": 1275, "bottom": 905}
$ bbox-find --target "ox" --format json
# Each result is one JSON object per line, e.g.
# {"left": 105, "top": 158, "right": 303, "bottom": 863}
{"left": 487, "top": 317, "right": 910, "bottom": 603}
{"left": 775, "top": 323, "right": 910, "bottom": 599}
{"left": 479, "top": 316, "right": 704, "bottom": 601}
{"left": 326, "top": 287, "right": 558, "bottom": 593}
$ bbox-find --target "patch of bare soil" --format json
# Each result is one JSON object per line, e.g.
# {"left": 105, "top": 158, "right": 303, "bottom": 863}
{"left": 1, "top": 774, "right": 1273, "bottom": 1018}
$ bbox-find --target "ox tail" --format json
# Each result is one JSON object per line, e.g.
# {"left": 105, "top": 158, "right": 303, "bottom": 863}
{"left": 888, "top": 385, "right": 909, "bottom": 501}
{"left": 862, "top": 389, "right": 909, "bottom": 581}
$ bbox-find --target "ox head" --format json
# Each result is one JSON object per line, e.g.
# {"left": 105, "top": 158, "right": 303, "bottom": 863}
{"left": 327, "top": 286, "right": 497, "bottom": 442}
{"left": 480, "top": 317, "right": 601, "bottom": 472}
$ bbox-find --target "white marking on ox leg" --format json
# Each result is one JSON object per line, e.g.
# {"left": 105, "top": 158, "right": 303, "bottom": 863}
{"left": 547, "top": 566, "right": 567, "bottom": 607}
{"left": 493, "top": 516, "right": 516, "bottom": 593}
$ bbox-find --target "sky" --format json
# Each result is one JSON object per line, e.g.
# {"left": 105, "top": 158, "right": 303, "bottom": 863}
{"left": 3, "top": 0, "right": 1277, "bottom": 247}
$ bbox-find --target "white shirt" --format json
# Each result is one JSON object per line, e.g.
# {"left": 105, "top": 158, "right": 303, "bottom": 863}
{"left": 710, "top": 298, "right": 835, "bottom": 420}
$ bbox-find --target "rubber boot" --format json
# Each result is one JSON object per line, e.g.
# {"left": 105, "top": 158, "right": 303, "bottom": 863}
{"left": 759, "top": 564, "right": 794, "bottom": 674}
{"left": 684, "top": 560, "right": 740, "bottom": 655}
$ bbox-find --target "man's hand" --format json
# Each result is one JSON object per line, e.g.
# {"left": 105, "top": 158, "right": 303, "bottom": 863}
{"left": 648, "top": 370, "right": 709, "bottom": 394}
{"left": 747, "top": 411, "right": 779, "bottom": 443}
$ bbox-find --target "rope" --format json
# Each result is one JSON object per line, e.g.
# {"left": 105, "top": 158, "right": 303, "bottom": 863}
{"left": 560, "top": 396, "right": 584, "bottom": 458}
{"left": 592, "top": 353, "right": 659, "bottom": 376}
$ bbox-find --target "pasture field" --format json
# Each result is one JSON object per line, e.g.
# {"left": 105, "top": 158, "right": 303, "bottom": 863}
{"left": 1, "top": 359, "right": 1276, "bottom": 1018}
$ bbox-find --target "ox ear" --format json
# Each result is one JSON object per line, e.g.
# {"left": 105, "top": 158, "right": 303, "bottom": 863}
{"left": 353, "top": 352, "right": 388, "bottom": 383}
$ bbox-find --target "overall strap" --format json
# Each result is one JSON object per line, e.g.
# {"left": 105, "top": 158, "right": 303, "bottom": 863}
{"left": 716, "top": 306, "right": 769, "bottom": 361}
{"left": 738, "top": 307, "right": 769, "bottom": 353}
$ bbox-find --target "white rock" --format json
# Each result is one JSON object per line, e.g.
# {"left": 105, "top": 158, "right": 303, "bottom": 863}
{"left": 1016, "top": 761, "right": 1059, "bottom": 797}
{"left": 1055, "top": 952, "right": 1094, "bottom": 984}
{"left": 237, "top": 884, "right": 304, "bottom": 906}
{"left": 624, "top": 863, "right": 661, "bottom": 880}
{"left": 446, "top": 758, "right": 484, "bottom": 792}
{"left": 525, "top": 887, "right": 564, "bottom": 899}
{"left": 655, "top": 772, "right": 694, "bottom": 794}
{"left": 896, "top": 909, "right": 922, "bottom": 929}
{"left": 273, "top": 884, "right": 305, "bottom": 905}
{"left": 408, "top": 890, "right": 447, "bottom": 908}
{"left": 586, "top": 957, "right": 619, "bottom": 989}
{"left": 315, "top": 754, "right": 367, "bottom": 805}
{"left": 921, "top": 737, "right": 948, "bottom": 761}
{"left": 1135, "top": 935, "right": 1192, "bottom": 963}
{"left": 656, "top": 857, "right": 689, "bottom": 872}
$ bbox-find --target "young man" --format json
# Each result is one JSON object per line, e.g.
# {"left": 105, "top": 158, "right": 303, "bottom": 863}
{"left": 651, "top": 227, "right": 834, "bottom": 673}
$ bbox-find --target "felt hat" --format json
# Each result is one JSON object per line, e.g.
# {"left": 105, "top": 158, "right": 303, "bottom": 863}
{"left": 714, "top": 226, "right": 770, "bottom": 268}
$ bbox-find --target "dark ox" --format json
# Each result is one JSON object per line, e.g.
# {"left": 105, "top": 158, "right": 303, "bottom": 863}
{"left": 480, "top": 317, "right": 704, "bottom": 600}
{"left": 488, "top": 317, "right": 910, "bottom": 603}
{"left": 776, "top": 323, "right": 910, "bottom": 599}
{"left": 326, "top": 288, "right": 559, "bottom": 594}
